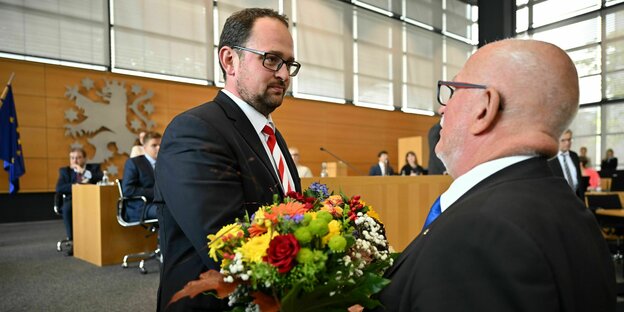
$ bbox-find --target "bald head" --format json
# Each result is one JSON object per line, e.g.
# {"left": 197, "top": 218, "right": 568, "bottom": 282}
{"left": 436, "top": 39, "right": 580, "bottom": 177}
{"left": 465, "top": 39, "right": 579, "bottom": 138}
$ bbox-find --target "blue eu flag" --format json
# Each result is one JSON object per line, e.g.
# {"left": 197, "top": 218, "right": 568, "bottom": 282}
{"left": 0, "top": 85, "right": 26, "bottom": 194}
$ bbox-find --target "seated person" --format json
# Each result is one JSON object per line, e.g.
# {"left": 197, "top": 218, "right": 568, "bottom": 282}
{"left": 55, "top": 148, "right": 103, "bottom": 243}
{"left": 122, "top": 131, "right": 161, "bottom": 222}
{"left": 601, "top": 148, "right": 618, "bottom": 175}
{"left": 289, "top": 147, "right": 312, "bottom": 178}
{"left": 400, "top": 151, "right": 426, "bottom": 176}
{"left": 580, "top": 156, "right": 600, "bottom": 191}
{"left": 369, "top": 150, "right": 395, "bottom": 176}
{"left": 129, "top": 131, "right": 146, "bottom": 158}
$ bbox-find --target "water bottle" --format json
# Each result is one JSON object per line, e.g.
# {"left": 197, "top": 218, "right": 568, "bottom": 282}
{"left": 101, "top": 170, "right": 110, "bottom": 185}
{"left": 320, "top": 162, "right": 329, "bottom": 177}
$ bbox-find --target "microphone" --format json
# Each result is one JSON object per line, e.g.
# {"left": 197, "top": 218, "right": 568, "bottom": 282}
{"left": 319, "top": 147, "right": 366, "bottom": 175}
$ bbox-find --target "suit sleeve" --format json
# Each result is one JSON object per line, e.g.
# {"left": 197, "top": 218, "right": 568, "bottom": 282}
{"left": 122, "top": 158, "right": 153, "bottom": 200}
{"left": 55, "top": 168, "right": 73, "bottom": 194}
{"left": 156, "top": 113, "right": 244, "bottom": 268}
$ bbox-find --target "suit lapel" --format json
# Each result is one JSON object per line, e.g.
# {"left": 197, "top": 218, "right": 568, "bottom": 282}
{"left": 214, "top": 91, "right": 283, "bottom": 194}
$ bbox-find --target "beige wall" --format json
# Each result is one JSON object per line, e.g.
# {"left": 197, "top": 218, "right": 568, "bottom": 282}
{"left": 0, "top": 58, "right": 440, "bottom": 193}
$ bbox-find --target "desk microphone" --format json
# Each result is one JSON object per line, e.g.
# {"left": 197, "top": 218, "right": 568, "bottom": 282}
{"left": 319, "top": 147, "right": 366, "bottom": 176}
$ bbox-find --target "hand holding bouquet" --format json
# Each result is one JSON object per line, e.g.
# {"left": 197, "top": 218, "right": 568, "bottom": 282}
{"left": 170, "top": 182, "right": 395, "bottom": 311}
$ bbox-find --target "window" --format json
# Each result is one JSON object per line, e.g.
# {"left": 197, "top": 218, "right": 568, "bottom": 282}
{"left": 0, "top": 0, "right": 108, "bottom": 66}
{"left": 112, "top": 0, "right": 210, "bottom": 80}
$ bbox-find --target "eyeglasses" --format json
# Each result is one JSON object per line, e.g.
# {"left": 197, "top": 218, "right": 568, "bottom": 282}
{"left": 233, "top": 46, "right": 301, "bottom": 77}
{"left": 437, "top": 80, "right": 487, "bottom": 106}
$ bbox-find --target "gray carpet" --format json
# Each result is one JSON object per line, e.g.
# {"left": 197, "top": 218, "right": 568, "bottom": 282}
{"left": 0, "top": 220, "right": 159, "bottom": 311}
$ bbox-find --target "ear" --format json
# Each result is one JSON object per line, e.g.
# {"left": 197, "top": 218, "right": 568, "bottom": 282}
{"left": 469, "top": 87, "right": 502, "bottom": 135}
{"left": 218, "top": 46, "right": 238, "bottom": 78}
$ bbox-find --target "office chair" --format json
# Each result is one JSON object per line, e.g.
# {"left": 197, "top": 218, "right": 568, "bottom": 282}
{"left": 53, "top": 193, "right": 72, "bottom": 256}
{"left": 586, "top": 194, "right": 624, "bottom": 255}
{"left": 115, "top": 179, "right": 160, "bottom": 274}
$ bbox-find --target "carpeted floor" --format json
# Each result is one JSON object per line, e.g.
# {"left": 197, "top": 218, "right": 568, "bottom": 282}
{"left": 0, "top": 220, "right": 159, "bottom": 311}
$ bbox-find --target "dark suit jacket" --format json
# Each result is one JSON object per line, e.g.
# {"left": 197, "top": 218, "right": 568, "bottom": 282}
{"left": 122, "top": 155, "right": 155, "bottom": 222}
{"left": 369, "top": 163, "right": 395, "bottom": 176}
{"left": 548, "top": 151, "right": 584, "bottom": 199}
{"left": 601, "top": 157, "right": 618, "bottom": 172}
{"left": 55, "top": 163, "right": 103, "bottom": 194}
{"left": 372, "top": 157, "right": 615, "bottom": 312}
{"left": 154, "top": 91, "right": 302, "bottom": 311}
{"left": 55, "top": 164, "right": 103, "bottom": 211}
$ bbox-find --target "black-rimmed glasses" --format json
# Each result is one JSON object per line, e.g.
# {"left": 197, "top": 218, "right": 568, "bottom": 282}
{"left": 437, "top": 80, "right": 487, "bottom": 106}
{"left": 233, "top": 46, "right": 301, "bottom": 77}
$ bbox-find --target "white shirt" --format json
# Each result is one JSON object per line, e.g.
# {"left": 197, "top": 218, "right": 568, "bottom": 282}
{"left": 440, "top": 155, "right": 534, "bottom": 213}
{"left": 556, "top": 151, "right": 578, "bottom": 189}
{"left": 378, "top": 161, "right": 388, "bottom": 176}
{"left": 221, "top": 89, "right": 295, "bottom": 192}
{"left": 144, "top": 153, "right": 156, "bottom": 169}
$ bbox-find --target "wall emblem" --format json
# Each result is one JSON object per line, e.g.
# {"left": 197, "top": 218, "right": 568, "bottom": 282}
{"left": 64, "top": 78, "right": 155, "bottom": 175}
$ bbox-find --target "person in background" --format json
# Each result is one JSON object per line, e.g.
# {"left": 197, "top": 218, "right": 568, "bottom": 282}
{"left": 374, "top": 39, "right": 614, "bottom": 311}
{"left": 427, "top": 109, "right": 446, "bottom": 175}
{"left": 601, "top": 148, "right": 618, "bottom": 174}
{"left": 289, "top": 147, "right": 312, "bottom": 177}
{"left": 122, "top": 131, "right": 161, "bottom": 222}
{"left": 369, "top": 150, "right": 394, "bottom": 176}
{"left": 580, "top": 157, "right": 601, "bottom": 191}
{"left": 579, "top": 146, "right": 588, "bottom": 162}
{"left": 154, "top": 8, "right": 302, "bottom": 311}
{"left": 129, "top": 131, "right": 146, "bottom": 158}
{"left": 55, "top": 148, "right": 103, "bottom": 251}
{"left": 400, "top": 151, "right": 426, "bottom": 176}
{"left": 548, "top": 129, "right": 584, "bottom": 199}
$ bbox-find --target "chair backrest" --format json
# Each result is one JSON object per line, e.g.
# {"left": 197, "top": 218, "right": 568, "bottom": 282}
{"left": 586, "top": 194, "right": 623, "bottom": 210}
{"left": 115, "top": 179, "right": 157, "bottom": 227}
{"left": 611, "top": 173, "right": 624, "bottom": 191}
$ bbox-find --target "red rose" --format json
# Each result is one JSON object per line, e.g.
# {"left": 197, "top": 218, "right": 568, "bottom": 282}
{"left": 266, "top": 234, "right": 300, "bottom": 273}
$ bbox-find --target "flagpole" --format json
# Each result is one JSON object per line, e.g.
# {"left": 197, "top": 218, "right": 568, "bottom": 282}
{"left": 1, "top": 72, "right": 15, "bottom": 101}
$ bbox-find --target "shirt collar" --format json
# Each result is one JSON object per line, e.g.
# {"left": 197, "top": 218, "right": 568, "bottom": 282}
{"left": 144, "top": 153, "right": 156, "bottom": 168}
{"left": 221, "top": 89, "right": 273, "bottom": 135}
{"left": 440, "top": 155, "right": 535, "bottom": 212}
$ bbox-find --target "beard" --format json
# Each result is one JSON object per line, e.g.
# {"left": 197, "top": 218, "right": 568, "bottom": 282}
{"left": 237, "top": 80, "right": 286, "bottom": 117}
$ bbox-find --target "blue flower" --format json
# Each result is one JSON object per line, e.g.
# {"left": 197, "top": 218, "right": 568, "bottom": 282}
{"left": 308, "top": 182, "right": 329, "bottom": 199}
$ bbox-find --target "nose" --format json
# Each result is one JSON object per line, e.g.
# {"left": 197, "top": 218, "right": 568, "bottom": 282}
{"left": 274, "top": 64, "right": 290, "bottom": 82}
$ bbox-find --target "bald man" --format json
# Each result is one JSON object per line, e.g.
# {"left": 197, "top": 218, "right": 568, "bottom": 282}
{"left": 373, "top": 40, "right": 614, "bottom": 311}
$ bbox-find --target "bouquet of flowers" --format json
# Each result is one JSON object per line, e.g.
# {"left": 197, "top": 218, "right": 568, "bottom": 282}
{"left": 170, "top": 182, "right": 395, "bottom": 311}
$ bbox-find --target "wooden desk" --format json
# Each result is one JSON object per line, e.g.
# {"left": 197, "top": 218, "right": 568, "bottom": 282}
{"left": 72, "top": 184, "right": 157, "bottom": 266}
{"left": 595, "top": 208, "right": 624, "bottom": 218}
{"left": 586, "top": 191, "right": 624, "bottom": 207}
{"left": 302, "top": 175, "right": 453, "bottom": 251}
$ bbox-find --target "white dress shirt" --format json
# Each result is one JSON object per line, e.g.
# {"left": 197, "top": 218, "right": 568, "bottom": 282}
{"left": 555, "top": 151, "right": 578, "bottom": 189}
{"left": 221, "top": 89, "right": 295, "bottom": 192}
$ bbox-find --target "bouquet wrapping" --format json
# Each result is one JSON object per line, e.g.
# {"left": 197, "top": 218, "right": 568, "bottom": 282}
{"left": 171, "top": 182, "right": 395, "bottom": 311}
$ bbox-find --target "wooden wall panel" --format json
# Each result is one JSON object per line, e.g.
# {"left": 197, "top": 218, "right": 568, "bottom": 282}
{"left": 19, "top": 127, "right": 47, "bottom": 158}
{"left": 0, "top": 58, "right": 440, "bottom": 193}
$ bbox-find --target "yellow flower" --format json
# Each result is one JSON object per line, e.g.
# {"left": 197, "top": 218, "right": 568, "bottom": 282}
{"left": 322, "top": 220, "right": 342, "bottom": 245}
{"left": 366, "top": 207, "right": 382, "bottom": 224}
{"left": 253, "top": 207, "right": 273, "bottom": 228}
{"left": 238, "top": 232, "right": 275, "bottom": 263}
{"left": 207, "top": 223, "right": 243, "bottom": 261}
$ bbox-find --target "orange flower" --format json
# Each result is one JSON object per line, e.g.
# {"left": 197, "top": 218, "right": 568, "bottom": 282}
{"left": 248, "top": 223, "right": 268, "bottom": 237}
{"left": 265, "top": 202, "right": 308, "bottom": 223}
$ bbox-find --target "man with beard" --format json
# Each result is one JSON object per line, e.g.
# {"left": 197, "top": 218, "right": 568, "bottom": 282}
{"left": 154, "top": 8, "right": 302, "bottom": 311}
{"left": 372, "top": 39, "right": 615, "bottom": 311}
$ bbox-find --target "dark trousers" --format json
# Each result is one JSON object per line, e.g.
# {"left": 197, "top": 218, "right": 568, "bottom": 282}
{"left": 61, "top": 200, "right": 73, "bottom": 240}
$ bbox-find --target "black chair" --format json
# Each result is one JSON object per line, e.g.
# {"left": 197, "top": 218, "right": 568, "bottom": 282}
{"left": 587, "top": 194, "right": 624, "bottom": 254}
{"left": 611, "top": 173, "right": 624, "bottom": 192}
{"left": 53, "top": 193, "right": 72, "bottom": 256}
{"left": 115, "top": 179, "right": 160, "bottom": 274}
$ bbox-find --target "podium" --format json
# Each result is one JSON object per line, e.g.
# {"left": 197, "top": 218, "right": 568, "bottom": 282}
{"left": 72, "top": 184, "right": 157, "bottom": 266}
{"left": 326, "top": 162, "right": 348, "bottom": 177}
{"left": 302, "top": 175, "right": 453, "bottom": 251}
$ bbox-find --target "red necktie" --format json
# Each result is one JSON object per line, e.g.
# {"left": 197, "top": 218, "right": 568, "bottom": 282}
{"left": 262, "top": 125, "right": 293, "bottom": 194}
